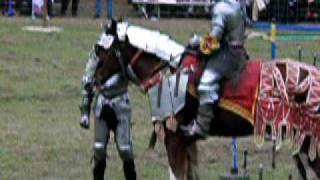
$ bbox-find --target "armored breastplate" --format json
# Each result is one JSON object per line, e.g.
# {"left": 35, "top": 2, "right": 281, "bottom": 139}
{"left": 100, "top": 73, "right": 128, "bottom": 98}
{"left": 224, "top": 2, "right": 246, "bottom": 46}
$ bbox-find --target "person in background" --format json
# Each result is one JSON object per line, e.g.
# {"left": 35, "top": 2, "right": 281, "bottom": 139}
{"left": 47, "top": 0, "right": 53, "bottom": 17}
{"left": 60, "top": 0, "right": 79, "bottom": 17}
{"left": 93, "top": 0, "right": 112, "bottom": 18}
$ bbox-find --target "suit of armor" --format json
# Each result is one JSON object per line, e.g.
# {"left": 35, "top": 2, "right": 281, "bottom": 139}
{"left": 184, "top": 0, "right": 248, "bottom": 138}
{"left": 80, "top": 48, "right": 136, "bottom": 180}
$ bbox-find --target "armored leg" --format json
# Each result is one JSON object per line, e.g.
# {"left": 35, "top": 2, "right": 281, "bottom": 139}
{"left": 182, "top": 61, "right": 222, "bottom": 138}
{"left": 123, "top": 159, "right": 136, "bottom": 180}
{"left": 113, "top": 98, "right": 136, "bottom": 180}
{"left": 115, "top": 117, "right": 137, "bottom": 180}
{"left": 93, "top": 115, "right": 110, "bottom": 180}
{"left": 71, "top": 0, "right": 79, "bottom": 16}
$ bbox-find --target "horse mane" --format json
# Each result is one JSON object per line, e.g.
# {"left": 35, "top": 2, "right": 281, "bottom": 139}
{"left": 123, "top": 23, "right": 185, "bottom": 68}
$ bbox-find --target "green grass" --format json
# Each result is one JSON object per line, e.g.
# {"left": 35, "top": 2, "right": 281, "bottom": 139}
{"left": 0, "top": 17, "right": 319, "bottom": 180}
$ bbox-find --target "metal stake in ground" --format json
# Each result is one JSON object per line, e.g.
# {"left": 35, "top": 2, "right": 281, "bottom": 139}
{"left": 298, "top": 46, "right": 302, "bottom": 62}
{"left": 243, "top": 149, "right": 248, "bottom": 176}
{"left": 313, "top": 52, "right": 319, "bottom": 67}
{"left": 220, "top": 138, "right": 249, "bottom": 180}
{"left": 271, "top": 139, "right": 276, "bottom": 180}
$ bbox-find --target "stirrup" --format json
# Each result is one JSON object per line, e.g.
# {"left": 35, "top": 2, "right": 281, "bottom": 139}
{"left": 180, "top": 120, "right": 206, "bottom": 139}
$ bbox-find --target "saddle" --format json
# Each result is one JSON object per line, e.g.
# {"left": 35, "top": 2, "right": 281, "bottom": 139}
{"left": 182, "top": 52, "right": 261, "bottom": 125}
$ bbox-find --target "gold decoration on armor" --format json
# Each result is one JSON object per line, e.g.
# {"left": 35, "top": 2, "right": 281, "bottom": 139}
{"left": 200, "top": 34, "right": 220, "bottom": 55}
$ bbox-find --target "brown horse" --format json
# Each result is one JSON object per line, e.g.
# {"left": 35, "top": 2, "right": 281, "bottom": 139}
{"left": 92, "top": 19, "right": 320, "bottom": 180}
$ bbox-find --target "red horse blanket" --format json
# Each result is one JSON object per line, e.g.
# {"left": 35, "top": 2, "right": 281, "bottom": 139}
{"left": 184, "top": 55, "right": 320, "bottom": 156}
{"left": 219, "top": 60, "right": 261, "bottom": 125}
{"left": 255, "top": 59, "right": 320, "bottom": 157}
{"left": 183, "top": 54, "right": 261, "bottom": 124}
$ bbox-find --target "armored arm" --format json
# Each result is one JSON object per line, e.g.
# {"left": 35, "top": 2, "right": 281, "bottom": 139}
{"left": 209, "top": 3, "right": 227, "bottom": 41}
{"left": 200, "top": 2, "right": 227, "bottom": 55}
{"left": 80, "top": 47, "right": 99, "bottom": 129}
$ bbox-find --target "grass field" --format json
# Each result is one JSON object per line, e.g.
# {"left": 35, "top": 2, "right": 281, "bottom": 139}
{"left": 0, "top": 16, "right": 320, "bottom": 180}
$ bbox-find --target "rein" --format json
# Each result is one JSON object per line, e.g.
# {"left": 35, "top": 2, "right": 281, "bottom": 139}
{"left": 111, "top": 47, "right": 128, "bottom": 81}
{"left": 130, "top": 49, "right": 143, "bottom": 66}
{"left": 111, "top": 43, "right": 169, "bottom": 90}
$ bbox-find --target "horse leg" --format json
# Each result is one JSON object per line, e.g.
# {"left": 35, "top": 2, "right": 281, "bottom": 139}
{"left": 165, "top": 130, "right": 189, "bottom": 180}
{"left": 294, "top": 136, "right": 320, "bottom": 180}
{"left": 186, "top": 141, "right": 199, "bottom": 180}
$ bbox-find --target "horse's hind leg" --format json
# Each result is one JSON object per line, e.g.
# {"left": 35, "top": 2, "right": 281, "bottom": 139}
{"left": 294, "top": 137, "right": 320, "bottom": 180}
{"left": 186, "top": 141, "right": 199, "bottom": 180}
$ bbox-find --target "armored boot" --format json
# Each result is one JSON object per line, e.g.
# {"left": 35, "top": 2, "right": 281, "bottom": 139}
{"left": 181, "top": 104, "right": 214, "bottom": 139}
{"left": 123, "top": 159, "right": 137, "bottom": 180}
{"left": 93, "top": 158, "right": 106, "bottom": 180}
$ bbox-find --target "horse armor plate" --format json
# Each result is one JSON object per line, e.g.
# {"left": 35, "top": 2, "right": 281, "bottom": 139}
{"left": 148, "top": 72, "right": 189, "bottom": 121}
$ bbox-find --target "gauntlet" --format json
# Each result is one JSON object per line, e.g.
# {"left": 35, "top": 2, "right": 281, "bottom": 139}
{"left": 79, "top": 90, "right": 94, "bottom": 129}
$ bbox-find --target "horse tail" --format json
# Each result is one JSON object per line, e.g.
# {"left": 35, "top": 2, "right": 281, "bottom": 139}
{"left": 148, "top": 128, "right": 157, "bottom": 150}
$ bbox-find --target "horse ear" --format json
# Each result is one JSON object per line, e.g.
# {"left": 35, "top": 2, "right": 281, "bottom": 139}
{"left": 111, "top": 17, "right": 116, "bottom": 24}
{"left": 105, "top": 18, "right": 117, "bottom": 35}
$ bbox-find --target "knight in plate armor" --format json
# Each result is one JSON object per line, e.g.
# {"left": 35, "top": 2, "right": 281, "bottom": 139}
{"left": 183, "top": 0, "right": 249, "bottom": 138}
{"left": 80, "top": 44, "right": 136, "bottom": 180}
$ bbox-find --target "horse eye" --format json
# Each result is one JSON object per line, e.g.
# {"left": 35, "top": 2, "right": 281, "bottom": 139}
{"left": 107, "top": 22, "right": 111, "bottom": 29}
{"left": 94, "top": 45, "right": 101, "bottom": 54}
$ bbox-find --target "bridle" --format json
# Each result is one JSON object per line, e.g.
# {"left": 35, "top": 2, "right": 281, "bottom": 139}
{"left": 107, "top": 36, "right": 143, "bottom": 85}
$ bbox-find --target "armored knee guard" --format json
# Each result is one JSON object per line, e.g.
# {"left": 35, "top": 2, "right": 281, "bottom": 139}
{"left": 198, "top": 68, "right": 221, "bottom": 105}
{"left": 93, "top": 142, "right": 107, "bottom": 180}
{"left": 116, "top": 144, "right": 137, "bottom": 179}
{"left": 118, "top": 146, "right": 134, "bottom": 161}
{"left": 196, "top": 68, "right": 221, "bottom": 136}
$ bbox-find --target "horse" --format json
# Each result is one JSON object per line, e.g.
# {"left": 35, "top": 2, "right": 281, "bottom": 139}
{"left": 91, "top": 19, "right": 320, "bottom": 180}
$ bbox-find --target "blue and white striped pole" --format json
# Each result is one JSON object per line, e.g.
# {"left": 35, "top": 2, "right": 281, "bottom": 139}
{"left": 231, "top": 137, "right": 238, "bottom": 174}
{"left": 271, "top": 22, "right": 277, "bottom": 60}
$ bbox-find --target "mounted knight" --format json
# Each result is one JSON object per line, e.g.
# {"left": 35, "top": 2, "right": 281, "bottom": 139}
{"left": 182, "top": 0, "right": 250, "bottom": 138}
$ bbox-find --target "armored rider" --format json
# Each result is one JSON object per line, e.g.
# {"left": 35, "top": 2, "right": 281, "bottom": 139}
{"left": 184, "top": 0, "right": 249, "bottom": 138}
{"left": 80, "top": 41, "right": 137, "bottom": 179}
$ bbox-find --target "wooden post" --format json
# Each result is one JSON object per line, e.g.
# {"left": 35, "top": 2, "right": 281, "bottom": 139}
{"left": 259, "top": 163, "right": 264, "bottom": 180}
{"left": 43, "top": 0, "right": 48, "bottom": 26}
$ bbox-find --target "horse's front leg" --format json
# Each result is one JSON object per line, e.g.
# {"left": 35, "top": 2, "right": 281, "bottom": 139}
{"left": 164, "top": 129, "right": 189, "bottom": 180}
